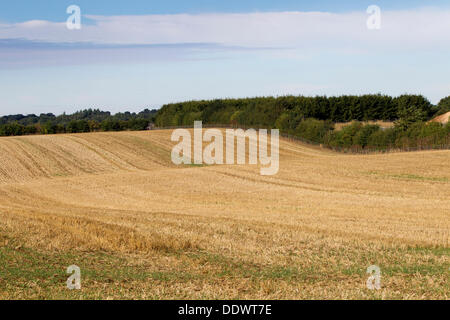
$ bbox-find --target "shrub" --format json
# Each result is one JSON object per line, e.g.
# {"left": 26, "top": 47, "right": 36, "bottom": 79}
{"left": 295, "top": 118, "right": 334, "bottom": 144}
{"left": 353, "top": 124, "right": 380, "bottom": 147}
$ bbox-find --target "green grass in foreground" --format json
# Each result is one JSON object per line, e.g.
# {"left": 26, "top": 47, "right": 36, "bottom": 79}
{"left": 0, "top": 232, "right": 448, "bottom": 299}
{"left": 368, "top": 171, "right": 449, "bottom": 182}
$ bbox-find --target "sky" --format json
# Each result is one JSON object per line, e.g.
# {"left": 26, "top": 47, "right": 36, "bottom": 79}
{"left": 0, "top": 0, "right": 449, "bottom": 116}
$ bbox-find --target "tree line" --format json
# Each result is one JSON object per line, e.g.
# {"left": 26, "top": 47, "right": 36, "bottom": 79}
{"left": 154, "top": 94, "right": 450, "bottom": 151}
{"left": 0, "top": 108, "right": 157, "bottom": 137}
{"left": 293, "top": 118, "right": 450, "bottom": 151}
{"left": 2, "top": 95, "right": 450, "bottom": 152}
{"left": 155, "top": 94, "right": 443, "bottom": 127}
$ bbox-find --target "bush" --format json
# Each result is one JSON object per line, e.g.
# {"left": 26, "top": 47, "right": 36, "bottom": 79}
{"left": 101, "top": 120, "right": 126, "bottom": 131}
{"left": 353, "top": 124, "right": 380, "bottom": 147}
{"left": 127, "top": 119, "right": 150, "bottom": 131}
{"left": 40, "top": 121, "right": 65, "bottom": 135}
{"left": 67, "top": 120, "right": 90, "bottom": 133}
{"left": 328, "top": 122, "right": 363, "bottom": 147}
{"left": 0, "top": 123, "right": 25, "bottom": 136}
{"left": 367, "top": 128, "right": 397, "bottom": 149}
{"left": 295, "top": 118, "right": 334, "bottom": 144}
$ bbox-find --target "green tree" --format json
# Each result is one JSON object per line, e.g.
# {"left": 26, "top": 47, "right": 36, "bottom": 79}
{"left": 436, "top": 96, "right": 450, "bottom": 116}
{"left": 395, "top": 105, "right": 428, "bottom": 131}
{"left": 353, "top": 124, "right": 380, "bottom": 147}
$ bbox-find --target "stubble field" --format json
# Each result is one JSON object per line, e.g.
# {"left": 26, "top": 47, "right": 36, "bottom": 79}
{"left": 0, "top": 129, "right": 448, "bottom": 299}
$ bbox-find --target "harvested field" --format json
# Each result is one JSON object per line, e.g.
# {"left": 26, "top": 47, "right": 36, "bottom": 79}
{"left": 0, "top": 130, "right": 448, "bottom": 299}
{"left": 334, "top": 120, "right": 395, "bottom": 131}
{"left": 431, "top": 111, "right": 450, "bottom": 125}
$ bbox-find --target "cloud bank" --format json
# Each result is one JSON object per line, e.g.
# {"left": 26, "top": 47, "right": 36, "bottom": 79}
{"left": 0, "top": 8, "right": 449, "bottom": 49}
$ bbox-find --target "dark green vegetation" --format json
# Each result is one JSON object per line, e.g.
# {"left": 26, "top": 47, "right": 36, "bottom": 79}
{"left": 325, "top": 120, "right": 450, "bottom": 151}
{"left": 155, "top": 94, "right": 450, "bottom": 151}
{"left": 2, "top": 95, "right": 450, "bottom": 151}
{"left": 156, "top": 94, "right": 420, "bottom": 126}
{"left": 435, "top": 96, "right": 450, "bottom": 116}
{"left": 0, "top": 109, "right": 157, "bottom": 137}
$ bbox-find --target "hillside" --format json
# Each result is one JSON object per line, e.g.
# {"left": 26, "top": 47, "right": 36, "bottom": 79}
{"left": 0, "top": 131, "right": 173, "bottom": 183}
{"left": 431, "top": 111, "right": 450, "bottom": 124}
{"left": 0, "top": 130, "right": 449, "bottom": 299}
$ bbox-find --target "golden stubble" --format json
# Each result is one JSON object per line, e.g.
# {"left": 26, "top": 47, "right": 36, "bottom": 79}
{"left": 0, "top": 130, "right": 448, "bottom": 299}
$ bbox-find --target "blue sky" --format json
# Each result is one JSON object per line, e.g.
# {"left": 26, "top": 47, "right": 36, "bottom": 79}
{"left": 0, "top": 1, "right": 449, "bottom": 115}
{"left": 2, "top": 1, "right": 450, "bottom": 22}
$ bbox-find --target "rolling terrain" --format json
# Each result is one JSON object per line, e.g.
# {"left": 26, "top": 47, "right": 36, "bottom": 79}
{"left": 0, "top": 130, "right": 448, "bottom": 299}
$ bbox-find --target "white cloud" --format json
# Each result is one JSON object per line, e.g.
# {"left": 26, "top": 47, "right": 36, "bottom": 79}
{"left": 0, "top": 8, "right": 448, "bottom": 51}
{"left": 18, "top": 20, "right": 53, "bottom": 28}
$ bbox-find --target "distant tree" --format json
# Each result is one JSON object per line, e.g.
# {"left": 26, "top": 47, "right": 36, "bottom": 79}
{"left": 395, "top": 104, "right": 428, "bottom": 131}
{"left": 436, "top": 96, "right": 450, "bottom": 116}
{"left": 328, "top": 122, "right": 363, "bottom": 147}
{"left": 394, "top": 95, "right": 434, "bottom": 120}
{"left": 295, "top": 118, "right": 334, "bottom": 143}
{"left": 0, "top": 122, "right": 25, "bottom": 136}
{"left": 88, "top": 120, "right": 101, "bottom": 132}
{"left": 45, "top": 121, "right": 65, "bottom": 134}
{"left": 353, "top": 124, "right": 380, "bottom": 147}
{"left": 367, "top": 128, "right": 396, "bottom": 149}
{"left": 275, "top": 113, "right": 291, "bottom": 131}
